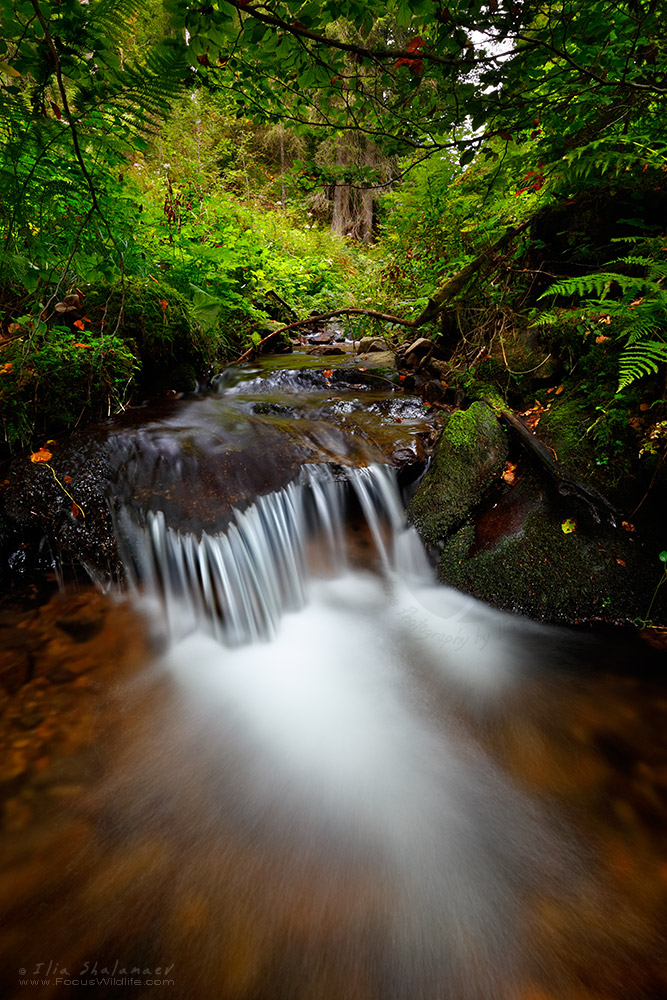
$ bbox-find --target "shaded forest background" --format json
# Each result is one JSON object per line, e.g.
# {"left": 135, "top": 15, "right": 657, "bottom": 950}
{"left": 1, "top": 0, "right": 666, "bottom": 487}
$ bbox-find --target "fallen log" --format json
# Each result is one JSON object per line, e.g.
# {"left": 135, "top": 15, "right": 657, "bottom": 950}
{"left": 498, "top": 407, "right": 618, "bottom": 526}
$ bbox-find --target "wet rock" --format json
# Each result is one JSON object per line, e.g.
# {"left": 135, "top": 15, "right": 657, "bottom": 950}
{"left": 55, "top": 595, "right": 106, "bottom": 643}
{"left": 0, "top": 648, "right": 32, "bottom": 694}
{"left": 437, "top": 471, "right": 658, "bottom": 623}
{"left": 306, "top": 345, "right": 345, "bottom": 356}
{"left": 408, "top": 401, "right": 508, "bottom": 544}
{"left": 422, "top": 380, "right": 448, "bottom": 405}
{"left": 356, "top": 337, "right": 387, "bottom": 354}
{"left": 308, "top": 332, "right": 334, "bottom": 345}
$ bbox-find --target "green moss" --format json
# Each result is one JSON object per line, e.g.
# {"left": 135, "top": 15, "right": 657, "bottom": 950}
{"left": 0, "top": 325, "right": 136, "bottom": 453}
{"left": 84, "top": 278, "right": 208, "bottom": 391}
{"left": 438, "top": 500, "right": 658, "bottom": 623}
{"left": 408, "top": 401, "right": 508, "bottom": 544}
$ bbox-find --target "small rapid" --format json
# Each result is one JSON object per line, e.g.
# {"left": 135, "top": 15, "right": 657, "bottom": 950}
{"left": 1, "top": 355, "right": 666, "bottom": 1000}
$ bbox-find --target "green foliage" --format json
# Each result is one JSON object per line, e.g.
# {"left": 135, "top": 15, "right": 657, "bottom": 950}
{"left": 0, "top": 322, "right": 136, "bottom": 451}
{"left": 537, "top": 237, "right": 667, "bottom": 392}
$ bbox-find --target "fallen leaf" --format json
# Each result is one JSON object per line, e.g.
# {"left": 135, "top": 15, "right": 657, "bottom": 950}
{"left": 561, "top": 518, "right": 576, "bottom": 534}
{"left": 616, "top": 557, "right": 626, "bottom": 566}
{"left": 0, "top": 362, "right": 13, "bottom": 374}
{"left": 640, "top": 403, "right": 651, "bottom": 411}
{"left": 595, "top": 335, "right": 611, "bottom": 344}
{"left": 555, "top": 385, "right": 564, "bottom": 395}
{"left": 621, "top": 521, "right": 636, "bottom": 532}
{"left": 73, "top": 319, "right": 85, "bottom": 330}
{"left": 322, "top": 369, "right": 334, "bottom": 377}
{"left": 30, "top": 448, "right": 52, "bottom": 464}
{"left": 64, "top": 475, "right": 72, "bottom": 484}
{"left": 502, "top": 461, "right": 517, "bottom": 485}
{"left": 71, "top": 501, "right": 80, "bottom": 518}
{"left": 159, "top": 298, "right": 168, "bottom": 311}
{"left": 73, "top": 343, "right": 91, "bottom": 349}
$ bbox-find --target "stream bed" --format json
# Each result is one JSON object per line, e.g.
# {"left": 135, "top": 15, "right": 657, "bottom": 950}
{"left": 0, "top": 352, "right": 666, "bottom": 1000}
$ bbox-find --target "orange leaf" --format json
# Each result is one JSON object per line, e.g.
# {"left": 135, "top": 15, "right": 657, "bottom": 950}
{"left": 406, "top": 36, "right": 424, "bottom": 53}
{"left": 30, "top": 448, "right": 52, "bottom": 464}
{"left": 322, "top": 369, "right": 334, "bottom": 377}
{"left": 0, "top": 362, "right": 13, "bottom": 374}
{"left": 159, "top": 298, "right": 168, "bottom": 311}
{"left": 64, "top": 475, "right": 72, "bottom": 484}
{"left": 73, "top": 319, "right": 85, "bottom": 330}
{"left": 595, "top": 335, "right": 611, "bottom": 344}
{"left": 621, "top": 521, "right": 636, "bottom": 532}
{"left": 73, "top": 342, "right": 91, "bottom": 349}
{"left": 616, "top": 557, "right": 626, "bottom": 567}
{"left": 640, "top": 403, "right": 651, "bottom": 411}
{"left": 502, "top": 461, "right": 517, "bottom": 485}
{"left": 71, "top": 501, "right": 80, "bottom": 518}
{"left": 555, "top": 385, "right": 564, "bottom": 395}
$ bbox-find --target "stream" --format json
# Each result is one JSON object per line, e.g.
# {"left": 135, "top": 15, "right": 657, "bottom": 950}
{"left": 1, "top": 350, "right": 666, "bottom": 1000}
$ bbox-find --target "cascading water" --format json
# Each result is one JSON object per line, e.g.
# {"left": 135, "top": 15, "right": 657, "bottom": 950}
{"left": 1, "top": 356, "right": 666, "bottom": 1000}
{"left": 116, "top": 463, "right": 426, "bottom": 644}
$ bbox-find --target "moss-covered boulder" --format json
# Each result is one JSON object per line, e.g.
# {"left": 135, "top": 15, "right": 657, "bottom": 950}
{"left": 83, "top": 279, "right": 208, "bottom": 394}
{"left": 408, "top": 401, "right": 508, "bottom": 544}
{"left": 436, "top": 472, "right": 663, "bottom": 623}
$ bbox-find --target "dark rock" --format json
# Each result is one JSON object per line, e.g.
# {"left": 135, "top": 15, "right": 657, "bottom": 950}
{"left": 306, "top": 346, "right": 345, "bottom": 356}
{"left": 423, "top": 380, "right": 448, "bottom": 405}
{"left": 408, "top": 401, "right": 509, "bottom": 544}
{"left": 437, "top": 471, "right": 662, "bottom": 624}
{"left": 403, "top": 338, "right": 433, "bottom": 368}
{"left": 0, "top": 647, "right": 32, "bottom": 693}
{"left": 308, "top": 332, "right": 335, "bottom": 345}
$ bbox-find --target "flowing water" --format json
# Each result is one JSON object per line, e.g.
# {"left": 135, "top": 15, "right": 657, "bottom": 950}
{"left": 1, "top": 353, "right": 666, "bottom": 1000}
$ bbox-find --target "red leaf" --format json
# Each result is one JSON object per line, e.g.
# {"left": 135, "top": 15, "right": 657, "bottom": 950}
{"left": 50, "top": 101, "right": 62, "bottom": 120}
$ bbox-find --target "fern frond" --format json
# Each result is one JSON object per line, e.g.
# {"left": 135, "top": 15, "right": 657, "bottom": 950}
{"left": 618, "top": 341, "right": 667, "bottom": 391}
{"left": 539, "top": 272, "right": 649, "bottom": 301}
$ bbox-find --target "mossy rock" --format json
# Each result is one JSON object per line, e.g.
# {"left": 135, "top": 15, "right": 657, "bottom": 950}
{"left": 83, "top": 279, "right": 207, "bottom": 394}
{"left": 437, "top": 475, "right": 664, "bottom": 624}
{"left": 408, "top": 401, "right": 508, "bottom": 544}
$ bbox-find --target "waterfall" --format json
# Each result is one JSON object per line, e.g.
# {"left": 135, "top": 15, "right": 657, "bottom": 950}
{"left": 117, "top": 463, "right": 432, "bottom": 645}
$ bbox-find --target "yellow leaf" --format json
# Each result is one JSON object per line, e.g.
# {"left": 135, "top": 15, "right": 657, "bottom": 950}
{"left": 0, "top": 61, "right": 21, "bottom": 78}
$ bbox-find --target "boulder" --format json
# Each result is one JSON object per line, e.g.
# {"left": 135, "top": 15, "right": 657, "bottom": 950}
{"left": 357, "top": 337, "right": 387, "bottom": 354}
{"left": 306, "top": 345, "right": 345, "bottom": 356}
{"left": 403, "top": 337, "right": 434, "bottom": 368}
{"left": 437, "top": 472, "right": 662, "bottom": 624}
{"left": 408, "top": 401, "right": 508, "bottom": 544}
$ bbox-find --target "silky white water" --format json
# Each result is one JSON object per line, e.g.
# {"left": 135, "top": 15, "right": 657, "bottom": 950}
{"left": 112, "top": 462, "right": 591, "bottom": 999}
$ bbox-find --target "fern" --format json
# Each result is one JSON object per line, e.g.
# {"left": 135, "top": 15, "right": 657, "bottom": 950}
{"left": 618, "top": 342, "right": 667, "bottom": 391}
{"left": 536, "top": 235, "right": 667, "bottom": 391}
